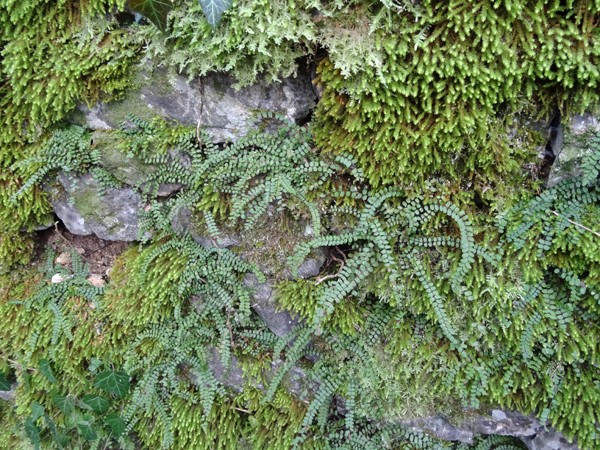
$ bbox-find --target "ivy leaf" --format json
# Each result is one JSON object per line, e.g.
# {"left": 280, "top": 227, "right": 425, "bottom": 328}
{"left": 77, "top": 421, "right": 98, "bottom": 441}
{"left": 51, "top": 393, "right": 76, "bottom": 415}
{"left": 198, "top": 0, "right": 233, "bottom": 28}
{"left": 39, "top": 359, "right": 57, "bottom": 383}
{"left": 105, "top": 413, "right": 126, "bottom": 437}
{"left": 128, "top": 0, "right": 174, "bottom": 31}
{"left": 31, "top": 402, "right": 45, "bottom": 421}
{"left": 25, "top": 418, "right": 41, "bottom": 447}
{"left": 81, "top": 394, "right": 110, "bottom": 414}
{"left": 94, "top": 371, "right": 130, "bottom": 398}
{"left": 45, "top": 416, "right": 70, "bottom": 448}
{"left": 0, "top": 373, "right": 11, "bottom": 391}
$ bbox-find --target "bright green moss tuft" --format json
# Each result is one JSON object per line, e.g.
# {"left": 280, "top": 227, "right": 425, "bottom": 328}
{"left": 313, "top": 0, "right": 599, "bottom": 188}
{"left": 0, "top": 0, "right": 139, "bottom": 270}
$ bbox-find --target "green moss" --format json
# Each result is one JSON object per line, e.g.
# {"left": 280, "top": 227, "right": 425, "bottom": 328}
{"left": 233, "top": 210, "right": 310, "bottom": 278}
{"left": 276, "top": 279, "right": 367, "bottom": 335}
{"left": 0, "top": 403, "right": 29, "bottom": 450}
{"left": 93, "top": 131, "right": 156, "bottom": 186}
{"left": 313, "top": 0, "right": 599, "bottom": 189}
{"left": 0, "top": 1, "right": 139, "bottom": 270}
{"left": 139, "top": 0, "right": 316, "bottom": 88}
{"left": 93, "top": 66, "right": 188, "bottom": 129}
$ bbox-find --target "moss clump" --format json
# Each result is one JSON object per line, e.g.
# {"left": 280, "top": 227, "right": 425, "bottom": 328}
{"left": 93, "top": 131, "right": 156, "bottom": 187}
{"left": 276, "top": 279, "right": 367, "bottom": 335}
{"left": 233, "top": 210, "right": 310, "bottom": 278}
{"left": 312, "top": 0, "right": 599, "bottom": 189}
{"left": 0, "top": 1, "right": 139, "bottom": 269}
{"left": 140, "top": 0, "right": 316, "bottom": 88}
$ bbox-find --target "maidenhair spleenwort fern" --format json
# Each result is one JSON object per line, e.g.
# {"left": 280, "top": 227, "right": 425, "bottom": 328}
{"left": 134, "top": 113, "right": 363, "bottom": 239}
{"left": 12, "top": 250, "right": 103, "bottom": 362}
{"left": 9, "top": 127, "right": 95, "bottom": 204}
{"left": 288, "top": 188, "right": 476, "bottom": 350}
{"left": 137, "top": 234, "right": 263, "bottom": 324}
{"left": 123, "top": 312, "right": 226, "bottom": 449}
{"left": 120, "top": 233, "right": 274, "bottom": 448}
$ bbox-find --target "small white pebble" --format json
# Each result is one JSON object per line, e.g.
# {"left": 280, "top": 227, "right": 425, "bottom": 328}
{"left": 51, "top": 274, "right": 65, "bottom": 284}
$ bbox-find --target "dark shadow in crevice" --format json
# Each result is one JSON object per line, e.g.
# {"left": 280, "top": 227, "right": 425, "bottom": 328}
{"left": 539, "top": 108, "right": 562, "bottom": 181}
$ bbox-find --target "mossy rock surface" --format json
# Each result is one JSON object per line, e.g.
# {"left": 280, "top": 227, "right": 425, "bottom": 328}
{"left": 51, "top": 173, "right": 142, "bottom": 241}
{"left": 74, "top": 61, "right": 317, "bottom": 142}
{"left": 92, "top": 130, "right": 156, "bottom": 186}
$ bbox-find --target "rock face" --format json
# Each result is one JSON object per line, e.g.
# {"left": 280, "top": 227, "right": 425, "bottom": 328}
{"left": 74, "top": 64, "right": 317, "bottom": 142}
{"left": 523, "top": 428, "right": 579, "bottom": 450}
{"left": 403, "top": 410, "right": 578, "bottom": 450}
{"left": 92, "top": 130, "right": 184, "bottom": 197}
{"left": 244, "top": 273, "right": 302, "bottom": 337}
{"left": 548, "top": 113, "right": 599, "bottom": 187}
{"left": 205, "top": 345, "right": 318, "bottom": 402}
{"left": 205, "top": 347, "right": 245, "bottom": 392}
{"left": 0, "top": 385, "right": 15, "bottom": 402}
{"left": 92, "top": 131, "right": 155, "bottom": 187}
{"left": 52, "top": 173, "right": 142, "bottom": 241}
{"left": 170, "top": 206, "right": 240, "bottom": 249}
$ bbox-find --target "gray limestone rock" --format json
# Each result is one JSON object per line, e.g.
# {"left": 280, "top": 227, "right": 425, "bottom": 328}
{"left": 92, "top": 130, "right": 184, "bottom": 197}
{"left": 266, "top": 360, "right": 318, "bottom": 403}
{"left": 0, "top": 386, "right": 15, "bottom": 402}
{"left": 244, "top": 273, "right": 301, "bottom": 337}
{"left": 295, "top": 248, "right": 327, "bottom": 279}
{"left": 402, "top": 416, "right": 475, "bottom": 444}
{"left": 205, "top": 347, "right": 245, "bottom": 392}
{"left": 548, "top": 113, "right": 599, "bottom": 187}
{"left": 202, "top": 349, "right": 318, "bottom": 402}
{"left": 404, "top": 410, "right": 578, "bottom": 450}
{"left": 468, "top": 409, "right": 541, "bottom": 438}
{"left": 52, "top": 173, "right": 142, "bottom": 241}
{"left": 522, "top": 427, "right": 579, "bottom": 450}
{"left": 74, "top": 64, "right": 317, "bottom": 143}
{"left": 171, "top": 206, "right": 239, "bottom": 249}
{"left": 92, "top": 130, "right": 154, "bottom": 187}
{"left": 239, "top": 246, "right": 326, "bottom": 337}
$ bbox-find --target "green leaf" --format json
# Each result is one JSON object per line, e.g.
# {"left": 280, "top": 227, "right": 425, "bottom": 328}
{"left": 105, "top": 413, "right": 126, "bottom": 437}
{"left": 31, "top": 402, "right": 45, "bottom": 421}
{"left": 81, "top": 394, "right": 110, "bottom": 414}
{"left": 0, "top": 373, "right": 11, "bottom": 391}
{"left": 51, "top": 393, "right": 76, "bottom": 415}
{"left": 129, "top": 0, "right": 174, "bottom": 31}
{"left": 45, "top": 416, "right": 70, "bottom": 448}
{"left": 198, "top": 0, "right": 233, "bottom": 27}
{"left": 94, "top": 371, "right": 130, "bottom": 398}
{"left": 25, "top": 418, "right": 41, "bottom": 447}
{"left": 77, "top": 422, "right": 98, "bottom": 441}
{"left": 65, "top": 410, "right": 85, "bottom": 429}
{"left": 39, "top": 359, "right": 57, "bottom": 383}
